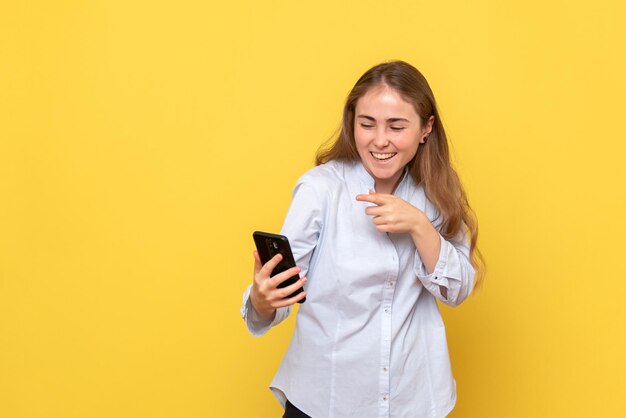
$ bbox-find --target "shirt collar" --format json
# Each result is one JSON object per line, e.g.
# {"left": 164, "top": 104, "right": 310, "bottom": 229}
{"left": 353, "top": 160, "right": 410, "bottom": 196}
{"left": 354, "top": 160, "right": 375, "bottom": 191}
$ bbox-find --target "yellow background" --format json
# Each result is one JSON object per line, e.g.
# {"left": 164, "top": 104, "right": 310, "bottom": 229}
{"left": 1, "top": 1, "right": 625, "bottom": 417}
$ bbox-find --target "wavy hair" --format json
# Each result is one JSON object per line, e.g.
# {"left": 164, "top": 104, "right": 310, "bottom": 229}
{"left": 316, "top": 60, "right": 485, "bottom": 288}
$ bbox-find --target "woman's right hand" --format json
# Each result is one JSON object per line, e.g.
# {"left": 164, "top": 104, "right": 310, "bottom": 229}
{"left": 249, "top": 250, "right": 307, "bottom": 322}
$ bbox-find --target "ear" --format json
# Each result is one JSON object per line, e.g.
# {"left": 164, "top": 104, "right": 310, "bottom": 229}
{"left": 420, "top": 116, "right": 435, "bottom": 143}
{"left": 425, "top": 115, "right": 435, "bottom": 135}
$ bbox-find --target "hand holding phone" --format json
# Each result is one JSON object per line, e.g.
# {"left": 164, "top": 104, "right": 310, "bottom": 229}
{"left": 250, "top": 232, "right": 307, "bottom": 319}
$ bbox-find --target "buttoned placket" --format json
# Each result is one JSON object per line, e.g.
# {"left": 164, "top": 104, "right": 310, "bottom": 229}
{"left": 355, "top": 163, "right": 406, "bottom": 417}
{"left": 379, "top": 237, "right": 399, "bottom": 417}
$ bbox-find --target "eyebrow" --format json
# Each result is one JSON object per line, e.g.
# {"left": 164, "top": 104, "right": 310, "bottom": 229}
{"left": 356, "top": 115, "right": 411, "bottom": 123}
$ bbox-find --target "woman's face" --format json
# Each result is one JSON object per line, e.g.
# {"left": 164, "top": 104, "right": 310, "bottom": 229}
{"left": 354, "top": 84, "right": 432, "bottom": 194}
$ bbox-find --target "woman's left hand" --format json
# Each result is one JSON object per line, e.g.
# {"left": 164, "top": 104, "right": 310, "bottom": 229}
{"left": 357, "top": 190, "right": 442, "bottom": 280}
{"left": 356, "top": 190, "right": 426, "bottom": 235}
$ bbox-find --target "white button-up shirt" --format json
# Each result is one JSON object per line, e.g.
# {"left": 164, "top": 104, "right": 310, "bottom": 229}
{"left": 241, "top": 160, "right": 475, "bottom": 418}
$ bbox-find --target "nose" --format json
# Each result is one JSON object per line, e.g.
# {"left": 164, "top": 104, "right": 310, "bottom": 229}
{"left": 372, "top": 128, "right": 389, "bottom": 148}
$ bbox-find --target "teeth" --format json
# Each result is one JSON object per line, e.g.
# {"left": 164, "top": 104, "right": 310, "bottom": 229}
{"left": 372, "top": 152, "right": 396, "bottom": 160}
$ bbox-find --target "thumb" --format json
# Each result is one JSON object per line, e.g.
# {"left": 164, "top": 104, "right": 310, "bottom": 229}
{"left": 253, "top": 250, "right": 262, "bottom": 273}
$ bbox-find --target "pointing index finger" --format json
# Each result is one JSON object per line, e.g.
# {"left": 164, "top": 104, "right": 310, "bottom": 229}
{"left": 356, "top": 191, "right": 385, "bottom": 205}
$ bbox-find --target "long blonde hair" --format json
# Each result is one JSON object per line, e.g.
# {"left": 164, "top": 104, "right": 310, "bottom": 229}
{"left": 316, "top": 60, "right": 485, "bottom": 288}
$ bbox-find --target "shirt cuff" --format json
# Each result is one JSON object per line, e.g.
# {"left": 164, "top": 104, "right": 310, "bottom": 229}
{"left": 413, "top": 233, "right": 451, "bottom": 289}
{"left": 240, "top": 284, "right": 280, "bottom": 336}
{"left": 414, "top": 232, "right": 475, "bottom": 306}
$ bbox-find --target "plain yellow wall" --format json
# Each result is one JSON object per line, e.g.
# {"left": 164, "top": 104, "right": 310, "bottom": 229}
{"left": 1, "top": 1, "right": 625, "bottom": 417}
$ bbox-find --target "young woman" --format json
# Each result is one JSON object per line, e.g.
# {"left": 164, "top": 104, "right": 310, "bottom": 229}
{"left": 240, "top": 60, "right": 484, "bottom": 418}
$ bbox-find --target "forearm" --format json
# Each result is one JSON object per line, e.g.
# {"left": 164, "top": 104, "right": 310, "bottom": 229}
{"left": 408, "top": 212, "right": 448, "bottom": 298}
{"left": 409, "top": 212, "right": 441, "bottom": 275}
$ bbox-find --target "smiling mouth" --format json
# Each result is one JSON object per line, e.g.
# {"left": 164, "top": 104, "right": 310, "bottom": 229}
{"left": 371, "top": 152, "right": 397, "bottom": 161}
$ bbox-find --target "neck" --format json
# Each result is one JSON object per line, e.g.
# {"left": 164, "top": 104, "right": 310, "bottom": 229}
{"left": 375, "top": 172, "right": 404, "bottom": 194}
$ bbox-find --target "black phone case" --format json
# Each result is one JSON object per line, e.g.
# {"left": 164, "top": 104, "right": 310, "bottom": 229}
{"left": 253, "top": 231, "right": 306, "bottom": 303}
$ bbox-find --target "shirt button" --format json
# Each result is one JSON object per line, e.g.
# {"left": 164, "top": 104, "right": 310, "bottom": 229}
{"left": 389, "top": 281, "right": 395, "bottom": 287}
{"left": 384, "top": 307, "right": 390, "bottom": 314}
{"left": 383, "top": 367, "right": 388, "bottom": 372}
{"left": 383, "top": 394, "right": 389, "bottom": 401}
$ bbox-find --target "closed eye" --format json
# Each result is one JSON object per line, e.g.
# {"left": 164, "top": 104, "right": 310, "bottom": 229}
{"left": 360, "top": 124, "right": 374, "bottom": 129}
{"left": 390, "top": 127, "right": 405, "bottom": 131}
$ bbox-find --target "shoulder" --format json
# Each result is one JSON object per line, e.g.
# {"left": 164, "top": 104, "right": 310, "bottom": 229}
{"left": 285, "top": 161, "right": 350, "bottom": 217}
{"left": 295, "top": 160, "right": 349, "bottom": 193}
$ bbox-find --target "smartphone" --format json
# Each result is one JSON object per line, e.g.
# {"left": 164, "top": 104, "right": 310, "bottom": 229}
{"left": 253, "top": 231, "right": 306, "bottom": 303}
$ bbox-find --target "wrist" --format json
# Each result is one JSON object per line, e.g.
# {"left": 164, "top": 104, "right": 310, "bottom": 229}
{"left": 249, "top": 289, "right": 276, "bottom": 322}
{"left": 409, "top": 210, "right": 430, "bottom": 240}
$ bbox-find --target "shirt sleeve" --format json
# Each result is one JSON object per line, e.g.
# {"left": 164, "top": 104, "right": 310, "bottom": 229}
{"left": 279, "top": 178, "right": 324, "bottom": 280}
{"left": 239, "top": 174, "right": 324, "bottom": 336}
{"left": 413, "top": 202, "right": 475, "bottom": 307}
{"left": 240, "top": 284, "right": 291, "bottom": 337}
{"left": 414, "top": 230, "right": 474, "bottom": 306}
